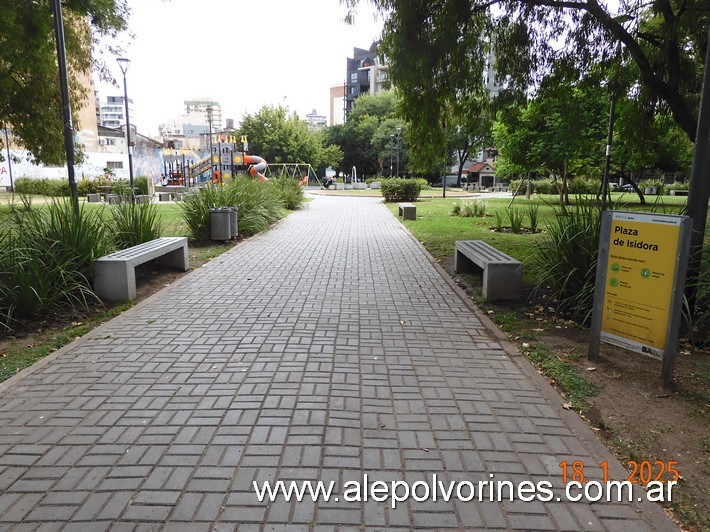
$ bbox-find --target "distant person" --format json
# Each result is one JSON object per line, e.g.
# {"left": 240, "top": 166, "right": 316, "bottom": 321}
{"left": 322, "top": 175, "right": 334, "bottom": 189}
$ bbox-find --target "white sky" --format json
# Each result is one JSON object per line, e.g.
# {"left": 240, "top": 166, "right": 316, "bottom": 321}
{"left": 95, "top": 0, "right": 384, "bottom": 136}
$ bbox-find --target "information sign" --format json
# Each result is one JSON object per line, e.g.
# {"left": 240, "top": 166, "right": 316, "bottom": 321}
{"left": 589, "top": 211, "right": 691, "bottom": 383}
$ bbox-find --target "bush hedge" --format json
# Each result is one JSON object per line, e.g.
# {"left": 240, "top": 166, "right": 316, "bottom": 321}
{"left": 380, "top": 178, "right": 423, "bottom": 202}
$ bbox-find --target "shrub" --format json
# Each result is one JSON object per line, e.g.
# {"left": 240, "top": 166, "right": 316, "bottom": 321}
{"left": 507, "top": 206, "right": 525, "bottom": 233}
{"left": 453, "top": 199, "right": 486, "bottom": 218}
{"left": 533, "top": 179, "right": 561, "bottom": 195}
{"left": 527, "top": 203, "right": 540, "bottom": 231}
{"left": 665, "top": 181, "right": 689, "bottom": 193}
{"left": 567, "top": 178, "right": 601, "bottom": 195}
{"left": 270, "top": 175, "right": 304, "bottom": 210}
{"left": 111, "top": 178, "right": 131, "bottom": 196}
{"left": 134, "top": 176, "right": 149, "bottom": 196}
{"left": 110, "top": 201, "right": 163, "bottom": 249}
{"left": 509, "top": 179, "right": 523, "bottom": 195}
{"left": 494, "top": 210, "right": 504, "bottom": 231}
{"left": 380, "top": 178, "right": 423, "bottom": 202}
{"left": 530, "top": 199, "right": 602, "bottom": 322}
{"left": 179, "top": 177, "right": 283, "bottom": 239}
{"left": 47, "top": 179, "right": 71, "bottom": 197}
{"left": 0, "top": 198, "right": 113, "bottom": 329}
{"left": 77, "top": 178, "right": 99, "bottom": 196}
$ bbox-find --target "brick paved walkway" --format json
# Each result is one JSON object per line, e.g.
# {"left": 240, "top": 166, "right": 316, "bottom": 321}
{"left": 0, "top": 195, "right": 676, "bottom": 530}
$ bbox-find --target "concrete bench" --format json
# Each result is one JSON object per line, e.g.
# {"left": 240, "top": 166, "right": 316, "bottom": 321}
{"left": 398, "top": 202, "right": 416, "bottom": 220}
{"left": 86, "top": 193, "right": 101, "bottom": 203}
{"left": 93, "top": 237, "right": 189, "bottom": 301}
{"left": 670, "top": 189, "right": 688, "bottom": 196}
{"left": 454, "top": 240, "right": 522, "bottom": 301}
{"left": 158, "top": 192, "right": 173, "bottom": 202}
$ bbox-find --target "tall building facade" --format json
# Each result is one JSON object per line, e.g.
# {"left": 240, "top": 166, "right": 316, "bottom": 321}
{"left": 345, "top": 42, "right": 388, "bottom": 119}
{"left": 98, "top": 95, "right": 134, "bottom": 129}
{"left": 158, "top": 99, "right": 223, "bottom": 150}
{"left": 329, "top": 84, "right": 346, "bottom": 126}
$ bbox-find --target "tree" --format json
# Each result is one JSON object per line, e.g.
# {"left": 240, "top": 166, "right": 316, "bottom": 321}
{"left": 0, "top": 0, "right": 129, "bottom": 164}
{"left": 238, "top": 105, "right": 341, "bottom": 169}
{"left": 345, "top": 0, "right": 708, "bottom": 142}
{"left": 448, "top": 93, "right": 494, "bottom": 185}
{"left": 494, "top": 79, "right": 607, "bottom": 204}
{"left": 326, "top": 91, "right": 405, "bottom": 177}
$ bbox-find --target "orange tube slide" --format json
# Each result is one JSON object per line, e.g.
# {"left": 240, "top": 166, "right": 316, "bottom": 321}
{"left": 243, "top": 154, "right": 268, "bottom": 181}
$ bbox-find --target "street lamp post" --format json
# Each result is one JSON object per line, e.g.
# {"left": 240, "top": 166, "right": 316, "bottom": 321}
{"left": 116, "top": 58, "right": 134, "bottom": 195}
{"left": 395, "top": 127, "right": 402, "bottom": 177}
{"left": 206, "top": 106, "right": 214, "bottom": 178}
{"left": 51, "top": 0, "right": 79, "bottom": 218}
{"left": 389, "top": 134, "right": 394, "bottom": 177}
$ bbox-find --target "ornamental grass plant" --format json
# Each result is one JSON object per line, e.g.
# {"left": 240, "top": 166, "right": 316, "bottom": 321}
{"left": 0, "top": 197, "right": 113, "bottom": 330}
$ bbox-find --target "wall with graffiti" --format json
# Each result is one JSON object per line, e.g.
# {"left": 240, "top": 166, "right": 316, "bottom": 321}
{"left": 0, "top": 146, "right": 207, "bottom": 187}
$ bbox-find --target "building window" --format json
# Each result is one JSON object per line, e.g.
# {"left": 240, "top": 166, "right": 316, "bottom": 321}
{"left": 106, "top": 161, "right": 124, "bottom": 169}
{"left": 350, "top": 72, "right": 358, "bottom": 82}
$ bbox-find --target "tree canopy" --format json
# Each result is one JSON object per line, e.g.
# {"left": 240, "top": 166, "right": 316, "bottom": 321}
{"left": 326, "top": 91, "right": 407, "bottom": 177}
{"left": 344, "top": 0, "right": 708, "bottom": 143}
{"left": 238, "top": 105, "right": 342, "bottom": 170}
{"left": 0, "top": 0, "right": 129, "bottom": 164}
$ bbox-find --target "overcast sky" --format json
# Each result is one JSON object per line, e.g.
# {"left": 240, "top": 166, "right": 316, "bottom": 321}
{"left": 95, "top": 0, "right": 385, "bottom": 136}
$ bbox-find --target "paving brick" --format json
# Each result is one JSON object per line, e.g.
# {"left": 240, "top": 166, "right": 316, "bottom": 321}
{"left": 0, "top": 195, "right": 677, "bottom": 531}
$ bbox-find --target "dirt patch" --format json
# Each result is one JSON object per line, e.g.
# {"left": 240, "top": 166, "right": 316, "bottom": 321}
{"left": 446, "top": 258, "right": 709, "bottom": 531}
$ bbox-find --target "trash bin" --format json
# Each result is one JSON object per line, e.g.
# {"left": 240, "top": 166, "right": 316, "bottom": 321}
{"left": 229, "top": 206, "right": 238, "bottom": 239}
{"left": 209, "top": 208, "right": 231, "bottom": 241}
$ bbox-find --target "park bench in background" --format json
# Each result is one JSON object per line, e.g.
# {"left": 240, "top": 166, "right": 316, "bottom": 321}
{"left": 93, "top": 237, "right": 188, "bottom": 301}
{"left": 398, "top": 202, "right": 416, "bottom": 220}
{"left": 454, "top": 240, "right": 522, "bottom": 301}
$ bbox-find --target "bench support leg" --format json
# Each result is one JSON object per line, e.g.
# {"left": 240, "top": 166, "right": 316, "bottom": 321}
{"left": 156, "top": 246, "right": 189, "bottom": 271}
{"left": 483, "top": 264, "right": 523, "bottom": 301}
{"left": 94, "top": 262, "right": 135, "bottom": 301}
{"left": 454, "top": 251, "right": 479, "bottom": 274}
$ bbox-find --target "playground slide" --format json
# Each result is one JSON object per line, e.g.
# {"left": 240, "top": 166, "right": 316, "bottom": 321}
{"left": 188, "top": 156, "right": 211, "bottom": 180}
{"left": 244, "top": 154, "right": 268, "bottom": 181}
{"left": 187, "top": 153, "right": 268, "bottom": 182}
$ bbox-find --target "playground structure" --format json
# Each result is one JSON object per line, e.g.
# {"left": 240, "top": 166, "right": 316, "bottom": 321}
{"left": 161, "top": 148, "right": 200, "bottom": 186}
{"left": 264, "top": 163, "right": 317, "bottom": 186}
{"left": 185, "top": 134, "right": 271, "bottom": 183}
{"left": 166, "top": 134, "right": 315, "bottom": 187}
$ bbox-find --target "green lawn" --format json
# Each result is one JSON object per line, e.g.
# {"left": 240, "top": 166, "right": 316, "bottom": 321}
{"left": 387, "top": 193, "right": 696, "bottom": 284}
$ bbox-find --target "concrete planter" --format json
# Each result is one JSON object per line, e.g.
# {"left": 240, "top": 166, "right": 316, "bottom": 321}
{"left": 354, "top": 182, "right": 367, "bottom": 190}
{"left": 369, "top": 182, "right": 381, "bottom": 189}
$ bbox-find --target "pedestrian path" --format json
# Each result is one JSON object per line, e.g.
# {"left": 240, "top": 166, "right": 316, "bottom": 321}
{"left": 0, "top": 195, "right": 676, "bottom": 530}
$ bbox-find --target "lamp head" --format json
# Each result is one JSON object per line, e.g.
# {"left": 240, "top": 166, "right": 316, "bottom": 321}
{"left": 116, "top": 57, "right": 131, "bottom": 75}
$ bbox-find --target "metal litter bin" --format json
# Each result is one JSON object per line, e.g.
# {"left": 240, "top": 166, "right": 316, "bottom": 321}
{"left": 229, "top": 206, "right": 238, "bottom": 239}
{"left": 210, "top": 208, "right": 232, "bottom": 241}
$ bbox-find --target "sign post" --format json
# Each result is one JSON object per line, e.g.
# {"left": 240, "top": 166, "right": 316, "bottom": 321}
{"left": 589, "top": 211, "right": 692, "bottom": 386}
